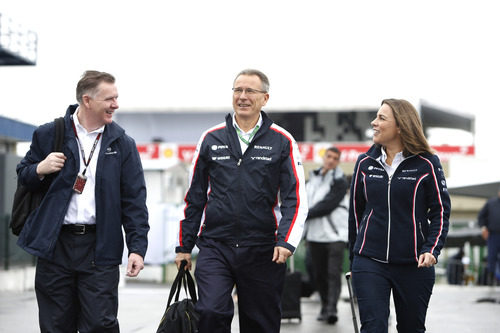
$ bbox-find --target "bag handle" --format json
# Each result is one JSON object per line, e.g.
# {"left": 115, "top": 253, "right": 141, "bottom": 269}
{"left": 184, "top": 266, "right": 197, "bottom": 304}
{"left": 167, "top": 260, "right": 186, "bottom": 307}
{"left": 167, "top": 260, "right": 197, "bottom": 307}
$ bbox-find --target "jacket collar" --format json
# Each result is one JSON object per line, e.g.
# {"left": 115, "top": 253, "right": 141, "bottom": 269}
{"left": 365, "top": 144, "right": 383, "bottom": 159}
{"left": 365, "top": 143, "right": 428, "bottom": 163}
{"left": 225, "top": 110, "right": 273, "bottom": 132}
{"left": 225, "top": 111, "right": 273, "bottom": 156}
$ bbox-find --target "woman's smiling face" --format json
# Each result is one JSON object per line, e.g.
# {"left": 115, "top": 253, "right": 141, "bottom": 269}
{"left": 371, "top": 103, "right": 401, "bottom": 147}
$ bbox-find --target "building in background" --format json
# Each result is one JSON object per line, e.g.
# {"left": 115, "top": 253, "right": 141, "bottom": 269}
{"left": 0, "top": 12, "right": 38, "bottom": 272}
{"left": 0, "top": 13, "right": 37, "bottom": 66}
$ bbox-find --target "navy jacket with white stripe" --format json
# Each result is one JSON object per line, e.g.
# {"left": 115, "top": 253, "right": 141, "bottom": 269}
{"left": 348, "top": 144, "right": 451, "bottom": 265}
{"left": 176, "top": 111, "right": 308, "bottom": 254}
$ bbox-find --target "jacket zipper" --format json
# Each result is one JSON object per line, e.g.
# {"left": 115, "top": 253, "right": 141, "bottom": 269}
{"left": 386, "top": 174, "right": 392, "bottom": 261}
{"left": 369, "top": 155, "right": 414, "bottom": 262}
{"left": 235, "top": 157, "right": 242, "bottom": 247}
{"left": 419, "top": 222, "right": 425, "bottom": 241}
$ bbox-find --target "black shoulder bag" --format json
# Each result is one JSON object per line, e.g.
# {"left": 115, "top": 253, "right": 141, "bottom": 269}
{"left": 156, "top": 260, "right": 199, "bottom": 333}
{"left": 9, "top": 117, "right": 65, "bottom": 236}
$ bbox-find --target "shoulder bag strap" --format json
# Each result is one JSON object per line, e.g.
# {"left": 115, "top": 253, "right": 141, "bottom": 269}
{"left": 54, "top": 117, "right": 65, "bottom": 152}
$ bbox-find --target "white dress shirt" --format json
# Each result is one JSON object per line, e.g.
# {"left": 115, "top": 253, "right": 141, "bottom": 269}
{"left": 378, "top": 147, "right": 404, "bottom": 178}
{"left": 63, "top": 110, "right": 105, "bottom": 225}
{"left": 232, "top": 113, "right": 263, "bottom": 154}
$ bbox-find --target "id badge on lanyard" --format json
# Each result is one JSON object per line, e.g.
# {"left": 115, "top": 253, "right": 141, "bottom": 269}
{"left": 71, "top": 119, "right": 101, "bottom": 194}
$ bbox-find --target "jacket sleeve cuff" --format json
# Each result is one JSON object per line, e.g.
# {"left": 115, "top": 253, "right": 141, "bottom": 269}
{"left": 175, "top": 246, "right": 192, "bottom": 254}
{"left": 276, "top": 240, "right": 296, "bottom": 254}
{"left": 24, "top": 163, "right": 44, "bottom": 188}
{"left": 128, "top": 250, "right": 146, "bottom": 259}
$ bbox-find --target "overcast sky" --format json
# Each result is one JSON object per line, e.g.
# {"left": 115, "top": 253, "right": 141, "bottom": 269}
{"left": 1, "top": 0, "right": 499, "bottom": 168}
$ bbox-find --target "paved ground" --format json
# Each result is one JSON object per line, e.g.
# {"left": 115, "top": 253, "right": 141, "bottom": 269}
{"left": 1, "top": 281, "right": 499, "bottom": 332}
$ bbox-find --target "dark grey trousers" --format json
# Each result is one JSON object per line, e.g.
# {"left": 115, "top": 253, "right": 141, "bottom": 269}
{"left": 309, "top": 241, "right": 346, "bottom": 317}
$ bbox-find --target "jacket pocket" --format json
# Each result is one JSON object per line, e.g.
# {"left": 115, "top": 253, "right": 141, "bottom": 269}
{"left": 418, "top": 221, "right": 426, "bottom": 243}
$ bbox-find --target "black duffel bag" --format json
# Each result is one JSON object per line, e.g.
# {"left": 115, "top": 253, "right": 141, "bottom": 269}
{"left": 156, "top": 260, "right": 199, "bottom": 333}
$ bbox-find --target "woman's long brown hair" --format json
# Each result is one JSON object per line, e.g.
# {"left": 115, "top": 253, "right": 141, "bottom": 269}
{"left": 381, "top": 99, "right": 434, "bottom": 157}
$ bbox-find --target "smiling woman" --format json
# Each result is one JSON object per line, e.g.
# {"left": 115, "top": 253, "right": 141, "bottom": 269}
{"left": 349, "top": 98, "right": 450, "bottom": 332}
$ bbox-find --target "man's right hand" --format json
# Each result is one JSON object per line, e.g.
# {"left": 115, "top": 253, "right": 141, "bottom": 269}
{"left": 481, "top": 226, "right": 489, "bottom": 241}
{"left": 175, "top": 253, "right": 192, "bottom": 270}
{"left": 37, "top": 152, "right": 67, "bottom": 176}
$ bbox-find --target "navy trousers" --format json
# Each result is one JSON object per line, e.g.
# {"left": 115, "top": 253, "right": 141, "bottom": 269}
{"left": 35, "top": 229, "right": 120, "bottom": 333}
{"left": 352, "top": 255, "right": 435, "bottom": 333}
{"left": 194, "top": 238, "right": 286, "bottom": 333}
{"left": 486, "top": 233, "right": 500, "bottom": 276}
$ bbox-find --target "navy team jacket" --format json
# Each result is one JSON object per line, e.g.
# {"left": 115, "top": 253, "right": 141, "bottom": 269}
{"left": 17, "top": 104, "right": 149, "bottom": 265}
{"left": 349, "top": 145, "right": 451, "bottom": 265}
{"left": 176, "top": 111, "right": 308, "bottom": 254}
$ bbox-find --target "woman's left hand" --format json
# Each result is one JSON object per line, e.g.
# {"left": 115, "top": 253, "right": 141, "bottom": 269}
{"left": 418, "top": 252, "right": 437, "bottom": 268}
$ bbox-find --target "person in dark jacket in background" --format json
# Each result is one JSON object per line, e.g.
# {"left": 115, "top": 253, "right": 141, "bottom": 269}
{"left": 175, "top": 69, "right": 308, "bottom": 333}
{"left": 304, "top": 146, "right": 348, "bottom": 324}
{"left": 478, "top": 187, "right": 500, "bottom": 284}
{"left": 349, "top": 98, "right": 451, "bottom": 333}
{"left": 17, "top": 70, "right": 149, "bottom": 332}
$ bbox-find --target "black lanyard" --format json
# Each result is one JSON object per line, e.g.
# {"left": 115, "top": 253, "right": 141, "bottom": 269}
{"left": 71, "top": 120, "right": 102, "bottom": 176}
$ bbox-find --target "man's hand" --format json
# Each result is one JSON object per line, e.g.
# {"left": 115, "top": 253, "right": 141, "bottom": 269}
{"left": 36, "top": 152, "right": 67, "bottom": 176}
{"left": 272, "top": 246, "right": 292, "bottom": 264}
{"left": 481, "top": 226, "right": 489, "bottom": 241}
{"left": 126, "top": 253, "right": 145, "bottom": 277}
{"left": 175, "top": 253, "right": 192, "bottom": 270}
{"left": 418, "top": 252, "right": 436, "bottom": 268}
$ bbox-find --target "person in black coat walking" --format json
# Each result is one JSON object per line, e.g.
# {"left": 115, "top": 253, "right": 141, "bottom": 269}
{"left": 478, "top": 188, "right": 500, "bottom": 284}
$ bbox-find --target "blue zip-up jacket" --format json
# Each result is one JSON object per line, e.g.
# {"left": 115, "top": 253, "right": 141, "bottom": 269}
{"left": 16, "top": 104, "right": 149, "bottom": 265}
{"left": 348, "top": 145, "right": 450, "bottom": 264}
{"left": 176, "top": 111, "right": 308, "bottom": 254}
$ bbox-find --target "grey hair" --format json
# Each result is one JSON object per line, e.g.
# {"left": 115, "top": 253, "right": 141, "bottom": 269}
{"left": 234, "top": 69, "right": 270, "bottom": 92}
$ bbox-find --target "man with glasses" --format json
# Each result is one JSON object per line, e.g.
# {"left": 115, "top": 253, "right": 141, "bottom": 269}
{"left": 304, "top": 147, "right": 349, "bottom": 325}
{"left": 175, "top": 69, "right": 308, "bottom": 332}
{"left": 16, "top": 70, "right": 149, "bottom": 332}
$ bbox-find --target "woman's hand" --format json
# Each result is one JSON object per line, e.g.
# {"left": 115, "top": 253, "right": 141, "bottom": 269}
{"left": 418, "top": 252, "right": 436, "bottom": 268}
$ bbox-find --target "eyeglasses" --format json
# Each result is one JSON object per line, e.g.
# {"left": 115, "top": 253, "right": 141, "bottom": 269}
{"left": 232, "top": 87, "right": 267, "bottom": 95}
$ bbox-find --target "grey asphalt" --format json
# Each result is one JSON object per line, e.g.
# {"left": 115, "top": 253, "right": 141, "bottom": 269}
{"left": 1, "top": 282, "right": 499, "bottom": 332}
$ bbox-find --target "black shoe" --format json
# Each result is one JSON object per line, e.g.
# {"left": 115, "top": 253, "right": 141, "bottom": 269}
{"left": 326, "top": 314, "right": 338, "bottom": 324}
